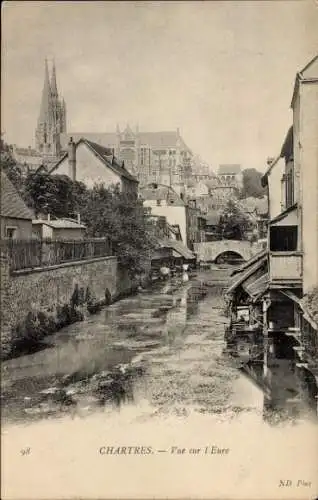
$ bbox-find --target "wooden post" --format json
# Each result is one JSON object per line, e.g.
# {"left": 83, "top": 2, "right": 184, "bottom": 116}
{"left": 262, "top": 294, "right": 271, "bottom": 378}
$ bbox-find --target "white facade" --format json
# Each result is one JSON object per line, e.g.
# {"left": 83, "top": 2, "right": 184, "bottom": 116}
{"left": 295, "top": 57, "right": 318, "bottom": 293}
{"left": 143, "top": 200, "right": 187, "bottom": 244}
{"left": 53, "top": 142, "right": 122, "bottom": 189}
{"left": 266, "top": 157, "right": 286, "bottom": 220}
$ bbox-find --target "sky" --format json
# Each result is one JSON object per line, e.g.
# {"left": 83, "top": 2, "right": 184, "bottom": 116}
{"left": 2, "top": 1, "right": 318, "bottom": 172}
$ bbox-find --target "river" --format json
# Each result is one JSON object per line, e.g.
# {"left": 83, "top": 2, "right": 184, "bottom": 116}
{"left": 1, "top": 271, "right": 318, "bottom": 499}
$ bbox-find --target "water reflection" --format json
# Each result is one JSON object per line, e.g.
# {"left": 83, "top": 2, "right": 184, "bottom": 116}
{"left": 2, "top": 275, "right": 317, "bottom": 427}
{"left": 241, "top": 357, "right": 316, "bottom": 425}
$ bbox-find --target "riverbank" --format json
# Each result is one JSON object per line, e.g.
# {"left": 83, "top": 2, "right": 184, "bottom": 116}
{"left": 2, "top": 275, "right": 317, "bottom": 500}
{"left": 1, "top": 265, "right": 232, "bottom": 363}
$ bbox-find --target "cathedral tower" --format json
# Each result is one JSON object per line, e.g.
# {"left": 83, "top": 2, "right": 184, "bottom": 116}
{"left": 35, "top": 59, "right": 67, "bottom": 160}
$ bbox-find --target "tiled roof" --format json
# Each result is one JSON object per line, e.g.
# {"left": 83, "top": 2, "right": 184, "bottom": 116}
{"left": 50, "top": 138, "right": 138, "bottom": 183}
{"left": 230, "top": 249, "right": 267, "bottom": 276}
{"left": 205, "top": 179, "right": 221, "bottom": 189}
{"left": 0, "top": 171, "right": 34, "bottom": 220}
{"left": 60, "top": 131, "right": 191, "bottom": 152}
{"left": 218, "top": 164, "right": 241, "bottom": 175}
{"left": 32, "top": 218, "right": 86, "bottom": 229}
{"left": 84, "top": 140, "right": 138, "bottom": 182}
{"left": 159, "top": 239, "right": 196, "bottom": 260}
{"left": 226, "top": 253, "right": 267, "bottom": 296}
{"left": 140, "top": 185, "right": 185, "bottom": 206}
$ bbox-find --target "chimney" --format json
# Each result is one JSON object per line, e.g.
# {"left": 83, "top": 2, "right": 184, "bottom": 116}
{"left": 47, "top": 213, "right": 51, "bottom": 222}
{"left": 68, "top": 137, "right": 76, "bottom": 181}
{"left": 77, "top": 213, "right": 81, "bottom": 224}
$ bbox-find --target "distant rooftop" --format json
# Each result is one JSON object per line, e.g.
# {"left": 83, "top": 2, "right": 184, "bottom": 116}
{"left": 32, "top": 218, "right": 86, "bottom": 229}
{"left": 218, "top": 164, "right": 241, "bottom": 175}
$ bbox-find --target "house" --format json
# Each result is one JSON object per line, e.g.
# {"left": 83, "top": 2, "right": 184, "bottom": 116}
{"left": 262, "top": 55, "right": 318, "bottom": 408}
{"left": 32, "top": 216, "right": 86, "bottom": 240}
{"left": 140, "top": 183, "right": 199, "bottom": 249}
{"left": 217, "top": 164, "right": 243, "bottom": 188}
{"left": 0, "top": 171, "right": 34, "bottom": 239}
{"left": 50, "top": 137, "right": 138, "bottom": 195}
{"left": 226, "top": 55, "right": 318, "bottom": 413}
{"left": 185, "top": 180, "right": 209, "bottom": 199}
{"left": 205, "top": 210, "right": 221, "bottom": 241}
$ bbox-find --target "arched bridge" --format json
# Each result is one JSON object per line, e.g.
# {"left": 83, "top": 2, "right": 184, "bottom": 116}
{"left": 193, "top": 240, "right": 262, "bottom": 263}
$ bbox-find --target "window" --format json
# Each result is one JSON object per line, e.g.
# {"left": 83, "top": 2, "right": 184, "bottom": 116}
{"left": 156, "top": 200, "right": 161, "bottom": 206}
{"left": 5, "top": 226, "right": 17, "bottom": 239}
{"left": 270, "top": 226, "right": 297, "bottom": 251}
{"left": 285, "top": 170, "right": 294, "bottom": 208}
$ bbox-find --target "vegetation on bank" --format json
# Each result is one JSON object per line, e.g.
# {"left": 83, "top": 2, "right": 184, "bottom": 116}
{"left": 1, "top": 138, "right": 157, "bottom": 276}
{"left": 300, "top": 287, "right": 318, "bottom": 326}
{"left": 217, "top": 200, "right": 251, "bottom": 241}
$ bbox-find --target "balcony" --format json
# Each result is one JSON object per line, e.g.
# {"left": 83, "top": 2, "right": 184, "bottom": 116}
{"left": 269, "top": 251, "right": 302, "bottom": 287}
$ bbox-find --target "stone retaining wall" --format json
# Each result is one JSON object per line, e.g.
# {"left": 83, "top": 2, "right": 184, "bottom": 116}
{"left": 0, "top": 254, "right": 135, "bottom": 359}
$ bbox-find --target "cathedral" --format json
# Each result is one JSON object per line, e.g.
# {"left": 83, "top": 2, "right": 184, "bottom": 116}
{"left": 35, "top": 59, "right": 67, "bottom": 162}
{"left": 59, "top": 125, "right": 193, "bottom": 187}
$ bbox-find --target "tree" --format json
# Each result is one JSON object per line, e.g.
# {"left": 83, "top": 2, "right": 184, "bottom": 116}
{"left": 218, "top": 199, "right": 251, "bottom": 240}
{"left": 0, "top": 137, "right": 23, "bottom": 190}
{"left": 241, "top": 168, "right": 266, "bottom": 199}
{"left": 82, "top": 183, "right": 156, "bottom": 275}
{"left": 24, "top": 172, "right": 88, "bottom": 218}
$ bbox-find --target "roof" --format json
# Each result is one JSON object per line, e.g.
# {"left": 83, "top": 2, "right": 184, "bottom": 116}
{"left": 50, "top": 138, "right": 138, "bottom": 183}
{"left": 60, "top": 130, "right": 191, "bottom": 153}
{"left": 291, "top": 55, "right": 318, "bottom": 108}
{"left": 269, "top": 203, "right": 297, "bottom": 226}
{"left": 243, "top": 272, "right": 269, "bottom": 302}
{"left": 226, "top": 253, "right": 268, "bottom": 297}
{"left": 218, "top": 164, "right": 241, "bottom": 175}
{"left": 230, "top": 249, "right": 267, "bottom": 276}
{"left": 0, "top": 171, "right": 34, "bottom": 220}
{"left": 159, "top": 239, "right": 196, "bottom": 260}
{"left": 140, "top": 184, "right": 185, "bottom": 206}
{"left": 280, "top": 126, "right": 293, "bottom": 161}
{"left": 32, "top": 218, "right": 86, "bottom": 229}
{"left": 205, "top": 179, "right": 221, "bottom": 189}
{"left": 261, "top": 155, "right": 282, "bottom": 187}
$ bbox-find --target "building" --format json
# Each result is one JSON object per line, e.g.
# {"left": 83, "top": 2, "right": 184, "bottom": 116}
{"left": 35, "top": 59, "right": 67, "bottom": 163}
{"left": 11, "top": 145, "right": 43, "bottom": 174}
{"left": 59, "top": 126, "right": 193, "bottom": 187}
{"left": 217, "top": 164, "right": 243, "bottom": 188}
{"left": 140, "top": 183, "right": 202, "bottom": 249}
{"left": 32, "top": 216, "right": 86, "bottom": 240}
{"left": 205, "top": 210, "right": 221, "bottom": 241}
{"left": 49, "top": 137, "right": 138, "bottom": 195}
{"left": 226, "top": 55, "right": 318, "bottom": 414}
{"left": 293, "top": 56, "right": 318, "bottom": 293}
{"left": 0, "top": 171, "right": 34, "bottom": 239}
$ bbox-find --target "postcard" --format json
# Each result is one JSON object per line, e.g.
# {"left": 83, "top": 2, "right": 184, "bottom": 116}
{"left": 1, "top": 1, "right": 318, "bottom": 499}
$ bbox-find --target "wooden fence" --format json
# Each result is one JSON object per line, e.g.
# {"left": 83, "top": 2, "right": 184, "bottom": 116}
{"left": 1, "top": 238, "right": 113, "bottom": 272}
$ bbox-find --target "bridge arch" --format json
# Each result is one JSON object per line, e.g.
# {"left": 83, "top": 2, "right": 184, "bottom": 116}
{"left": 193, "top": 239, "right": 260, "bottom": 263}
{"left": 214, "top": 250, "right": 245, "bottom": 265}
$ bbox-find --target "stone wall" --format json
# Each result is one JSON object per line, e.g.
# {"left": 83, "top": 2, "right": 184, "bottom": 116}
{"left": 0, "top": 254, "right": 135, "bottom": 359}
{"left": 194, "top": 240, "right": 262, "bottom": 263}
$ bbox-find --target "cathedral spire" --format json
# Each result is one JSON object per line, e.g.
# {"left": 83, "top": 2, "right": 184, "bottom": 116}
{"left": 51, "top": 58, "right": 58, "bottom": 98}
{"left": 38, "top": 58, "right": 52, "bottom": 125}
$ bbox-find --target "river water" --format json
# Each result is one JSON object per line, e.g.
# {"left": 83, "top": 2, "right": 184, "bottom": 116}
{"left": 2, "top": 271, "right": 318, "bottom": 499}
